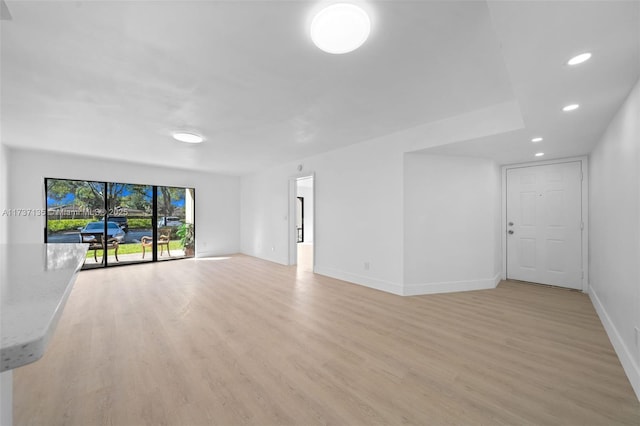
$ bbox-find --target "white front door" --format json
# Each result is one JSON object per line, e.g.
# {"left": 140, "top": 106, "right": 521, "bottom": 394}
{"left": 506, "top": 161, "right": 583, "bottom": 289}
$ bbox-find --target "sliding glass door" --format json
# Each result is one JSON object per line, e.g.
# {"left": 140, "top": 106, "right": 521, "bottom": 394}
{"left": 45, "top": 178, "right": 195, "bottom": 269}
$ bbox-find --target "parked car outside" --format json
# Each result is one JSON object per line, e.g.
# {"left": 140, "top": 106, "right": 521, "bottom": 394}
{"left": 101, "top": 215, "right": 129, "bottom": 232}
{"left": 158, "top": 216, "right": 182, "bottom": 227}
{"left": 79, "top": 221, "right": 126, "bottom": 243}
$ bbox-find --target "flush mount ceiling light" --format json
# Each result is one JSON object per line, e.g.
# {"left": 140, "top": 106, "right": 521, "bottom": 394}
{"left": 562, "top": 104, "right": 580, "bottom": 112}
{"left": 567, "top": 52, "right": 592, "bottom": 66}
{"left": 531, "top": 137, "right": 543, "bottom": 143}
{"left": 535, "top": 152, "right": 545, "bottom": 157}
{"left": 311, "top": 3, "right": 371, "bottom": 54}
{"left": 172, "top": 132, "right": 204, "bottom": 144}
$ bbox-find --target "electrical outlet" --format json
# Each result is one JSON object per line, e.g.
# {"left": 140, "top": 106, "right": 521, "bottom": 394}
{"left": 364, "top": 261, "right": 370, "bottom": 271}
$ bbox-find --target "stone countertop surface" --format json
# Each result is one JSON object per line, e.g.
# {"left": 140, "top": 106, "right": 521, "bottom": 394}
{"left": 1, "top": 243, "right": 87, "bottom": 371}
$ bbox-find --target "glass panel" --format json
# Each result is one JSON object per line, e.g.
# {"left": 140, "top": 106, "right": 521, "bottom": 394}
{"left": 156, "top": 186, "right": 195, "bottom": 260}
{"left": 184, "top": 188, "right": 195, "bottom": 258}
{"left": 106, "top": 183, "right": 153, "bottom": 265}
{"left": 46, "top": 179, "right": 106, "bottom": 270}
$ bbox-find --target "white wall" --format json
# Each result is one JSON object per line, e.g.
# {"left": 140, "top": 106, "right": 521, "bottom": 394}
{"left": 0, "top": 143, "right": 10, "bottom": 426}
{"left": 589, "top": 78, "right": 640, "bottom": 400}
{"left": 241, "top": 148, "right": 504, "bottom": 297}
{"left": 241, "top": 137, "right": 405, "bottom": 294}
{"left": 296, "top": 179, "right": 314, "bottom": 243}
{"left": 240, "top": 101, "right": 520, "bottom": 296}
{"left": 403, "top": 153, "right": 502, "bottom": 294}
{"left": 0, "top": 144, "right": 9, "bottom": 244}
{"left": 7, "top": 148, "right": 241, "bottom": 257}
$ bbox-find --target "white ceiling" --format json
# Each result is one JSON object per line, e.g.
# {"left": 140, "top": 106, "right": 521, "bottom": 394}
{"left": 1, "top": 1, "right": 638, "bottom": 175}
{"left": 421, "top": 0, "right": 640, "bottom": 163}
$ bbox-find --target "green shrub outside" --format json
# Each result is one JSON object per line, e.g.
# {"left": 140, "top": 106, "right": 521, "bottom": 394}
{"left": 47, "top": 218, "right": 154, "bottom": 233}
{"left": 47, "top": 219, "right": 93, "bottom": 233}
{"left": 128, "top": 218, "right": 152, "bottom": 229}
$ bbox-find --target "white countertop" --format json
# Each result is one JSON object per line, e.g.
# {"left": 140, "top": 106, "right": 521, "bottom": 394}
{"left": 1, "top": 243, "right": 87, "bottom": 371}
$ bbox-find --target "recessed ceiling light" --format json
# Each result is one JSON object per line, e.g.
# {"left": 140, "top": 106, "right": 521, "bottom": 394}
{"left": 567, "top": 52, "right": 592, "bottom": 66}
{"left": 535, "top": 152, "right": 545, "bottom": 157}
{"left": 562, "top": 104, "right": 580, "bottom": 112}
{"left": 172, "top": 132, "right": 204, "bottom": 144}
{"left": 531, "top": 137, "right": 543, "bottom": 143}
{"left": 310, "top": 3, "right": 371, "bottom": 54}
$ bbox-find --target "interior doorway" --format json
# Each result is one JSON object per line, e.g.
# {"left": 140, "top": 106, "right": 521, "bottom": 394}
{"left": 293, "top": 176, "right": 314, "bottom": 272}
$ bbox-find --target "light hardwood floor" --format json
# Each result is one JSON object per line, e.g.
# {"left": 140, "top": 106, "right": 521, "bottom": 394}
{"left": 14, "top": 255, "right": 640, "bottom": 425}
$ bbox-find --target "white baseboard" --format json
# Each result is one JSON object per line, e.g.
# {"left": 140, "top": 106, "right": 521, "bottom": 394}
{"left": 403, "top": 273, "right": 502, "bottom": 296}
{"left": 314, "top": 267, "right": 502, "bottom": 297}
{"left": 237, "top": 250, "right": 289, "bottom": 266}
{"left": 195, "top": 251, "right": 238, "bottom": 259}
{"left": 314, "top": 266, "right": 404, "bottom": 296}
{"left": 195, "top": 251, "right": 218, "bottom": 259}
{"left": 589, "top": 286, "right": 640, "bottom": 401}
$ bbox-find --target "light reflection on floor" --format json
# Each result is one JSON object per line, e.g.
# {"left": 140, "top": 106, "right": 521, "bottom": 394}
{"left": 296, "top": 242, "right": 313, "bottom": 274}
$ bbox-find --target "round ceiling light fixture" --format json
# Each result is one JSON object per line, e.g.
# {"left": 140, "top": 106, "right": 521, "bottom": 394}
{"left": 567, "top": 52, "right": 592, "bottom": 66}
{"left": 562, "top": 104, "right": 580, "bottom": 112}
{"left": 310, "top": 3, "right": 371, "bottom": 54}
{"left": 531, "top": 137, "right": 543, "bottom": 143}
{"left": 172, "top": 131, "right": 204, "bottom": 144}
{"left": 535, "top": 152, "right": 545, "bottom": 157}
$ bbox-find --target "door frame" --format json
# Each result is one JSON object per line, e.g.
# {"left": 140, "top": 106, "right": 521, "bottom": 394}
{"left": 501, "top": 156, "right": 589, "bottom": 292}
{"left": 296, "top": 196, "right": 304, "bottom": 243}
{"left": 288, "top": 173, "right": 315, "bottom": 270}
